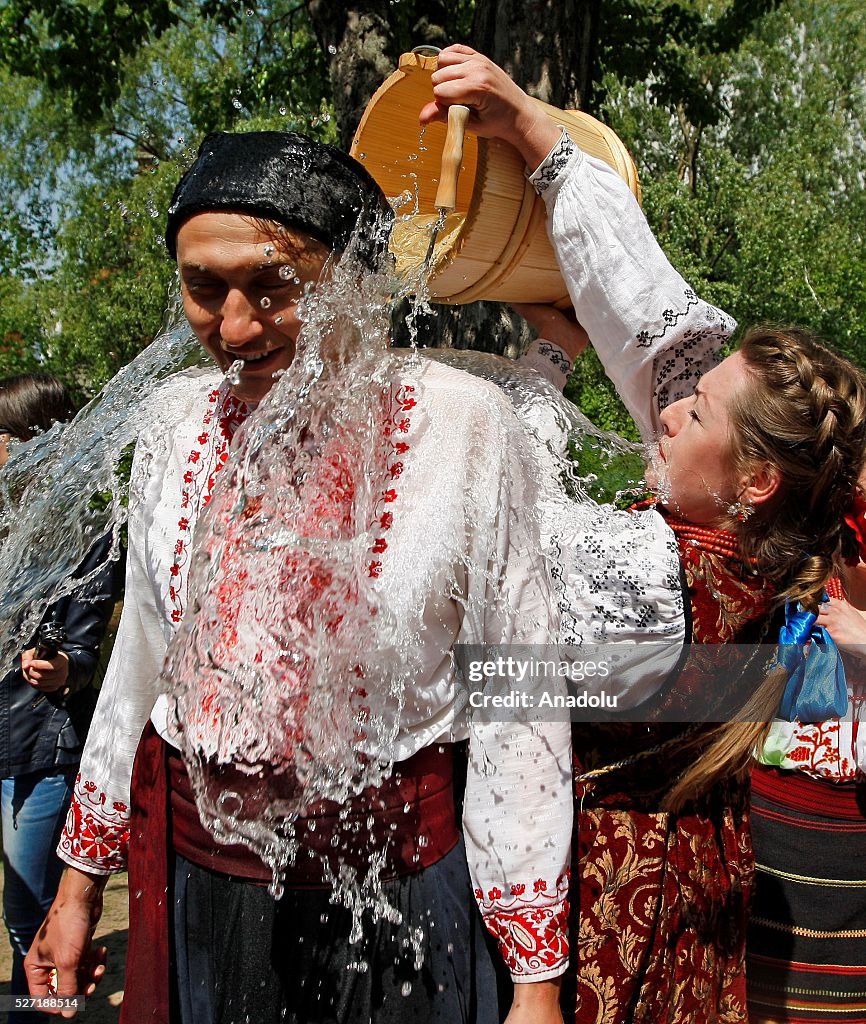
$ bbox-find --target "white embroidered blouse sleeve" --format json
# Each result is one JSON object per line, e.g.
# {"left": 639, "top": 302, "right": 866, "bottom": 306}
{"left": 460, "top": 403, "right": 572, "bottom": 982}
{"left": 529, "top": 132, "right": 735, "bottom": 440}
{"left": 57, "top": 435, "right": 169, "bottom": 875}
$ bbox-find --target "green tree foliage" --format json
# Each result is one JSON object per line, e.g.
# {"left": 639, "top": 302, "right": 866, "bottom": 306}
{"left": 602, "top": 0, "right": 866, "bottom": 354}
{"left": 566, "top": 0, "right": 866, "bottom": 434}
{"left": 0, "top": 1, "right": 337, "bottom": 398}
{"left": 0, "top": 0, "right": 862, "bottom": 430}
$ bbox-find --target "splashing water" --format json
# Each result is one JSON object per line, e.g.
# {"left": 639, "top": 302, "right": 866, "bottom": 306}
{"left": 0, "top": 293, "right": 201, "bottom": 667}
{"left": 160, "top": 225, "right": 427, "bottom": 916}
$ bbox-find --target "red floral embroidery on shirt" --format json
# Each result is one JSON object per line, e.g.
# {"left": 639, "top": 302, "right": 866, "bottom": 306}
{"left": 477, "top": 872, "right": 571, "bottom": 979}
{"left": 166, "top": 385, "right": 249, "bottom": 624}
{"left": 784, "top": 710, "right": 865, "bottom": 781}
{"left": 58, "top": 773, "right": 130, "bottom": 873}
{"left": 171, "top": 375, "right": 418, "bottom": 766}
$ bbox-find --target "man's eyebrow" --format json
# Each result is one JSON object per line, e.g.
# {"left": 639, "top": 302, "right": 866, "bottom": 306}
{"left": 256, "top": 261, "right": 293, "bottom": 271}
{"left": 178, "top": 262, "right": 211, "bottom": 273}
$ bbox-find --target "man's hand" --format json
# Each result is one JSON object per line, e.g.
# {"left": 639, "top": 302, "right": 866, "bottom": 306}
{"left": 21, "top": 649, "right": 70, "bottom": 693}
{"left": 25, "top": 867, "right": 108, "bottom": 1018}
{"left": 418, "top": 45, "right": 562, "bottom": 171}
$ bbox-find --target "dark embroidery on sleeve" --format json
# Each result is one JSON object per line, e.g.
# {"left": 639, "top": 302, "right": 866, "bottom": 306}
{"left": 651, "top": 303, "right": 736, "bottom": 412}
{"left": 530, "top": 133, "right": 575, "bottom": 195}
{"left": 636, "top": 289, "right": 699, "bottom": 349}
{"left": 536, "top": 342, "right": 572, "bottom": 373}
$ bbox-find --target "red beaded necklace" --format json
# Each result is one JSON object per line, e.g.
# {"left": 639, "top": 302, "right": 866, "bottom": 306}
{"left": 631, "top": 498, "right": 747, "bottom": 561}
{"left": 666, "top": 517, "right": 744, "bottom": 561}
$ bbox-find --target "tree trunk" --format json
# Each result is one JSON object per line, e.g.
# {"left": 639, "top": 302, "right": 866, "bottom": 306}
{"left": 408, "top": 0, "right": 602, "bottom": 353}
{"left": 304, "top": 0, "right": 397, "bottom": 150}
{"left": 304, "top": 0, "right": 460, "bottom": 149}
{"left": 472, "top": 0, "right": 600, "bottom": 112}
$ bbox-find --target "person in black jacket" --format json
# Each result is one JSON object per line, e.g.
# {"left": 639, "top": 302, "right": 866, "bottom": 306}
{"left": 0, "top": 374, "right": 119, "bottom": 1023}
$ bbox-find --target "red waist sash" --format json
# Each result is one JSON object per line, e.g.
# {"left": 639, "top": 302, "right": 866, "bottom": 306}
{"left": 169, "top": 741, "right": 459, "bottom": 886}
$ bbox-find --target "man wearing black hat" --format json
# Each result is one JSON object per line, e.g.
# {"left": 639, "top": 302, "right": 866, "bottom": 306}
{"left": 25, "top": 132, "right": 571, "bottom": 1024}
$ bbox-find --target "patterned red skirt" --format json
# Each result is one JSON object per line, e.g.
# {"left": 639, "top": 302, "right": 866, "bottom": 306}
{"left": 569, "top": 769, "right": 753, "bottom": 1023}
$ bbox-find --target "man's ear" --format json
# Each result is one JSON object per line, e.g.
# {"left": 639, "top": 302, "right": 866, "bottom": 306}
{"left": 740, "top": 461, "right": 781, "bottom": 508}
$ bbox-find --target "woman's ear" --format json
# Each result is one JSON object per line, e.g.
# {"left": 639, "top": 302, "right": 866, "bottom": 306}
{"left": 740, "top": 461, "right": 781, "bottom": 508}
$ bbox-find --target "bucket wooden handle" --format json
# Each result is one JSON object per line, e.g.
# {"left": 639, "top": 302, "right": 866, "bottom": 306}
{"left": 434, "top": 104, "right": 471, "bottom": 211}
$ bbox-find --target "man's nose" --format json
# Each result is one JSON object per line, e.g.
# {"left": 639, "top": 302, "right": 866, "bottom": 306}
{"left": 219, "top": 289, "right": 264, "bottom": 347}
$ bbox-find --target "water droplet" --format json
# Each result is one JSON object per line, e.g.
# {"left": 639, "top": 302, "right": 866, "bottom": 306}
{"left": 328, "top": 44, "right": 337, "bottom": 54}
{"left": 279, "top": 106, "right": 287, "bottom": 116}
{"left": 260, "top": 296, "right": 272, "bottom": 309}
{"left": 278, "top": 265, "right": 295, "bottom": 280}
{"left": 358, "top": 152, "right": 367, "bottom": 161}
{"left": 263, "top": 243, "right": 275, "bottom": 258}
{"left": 226, "top": 360, "right": 244, "bottom": 386}
{"left": 401, "top": 982, "right": 412, "bottom": 997}
{"left": 274, "top": 315, "right": 283, "bottom": 325}
{"left": 232, "top": 98, "right": 243, "bottom": 109}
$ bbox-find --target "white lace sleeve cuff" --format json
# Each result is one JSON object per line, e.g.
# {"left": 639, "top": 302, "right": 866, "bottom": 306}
{"left": 527, "top": 129, "right": 579, "bottom": 200}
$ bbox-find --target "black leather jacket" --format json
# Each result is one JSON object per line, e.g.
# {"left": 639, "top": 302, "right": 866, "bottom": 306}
{"left": 0, "top": 539, "right": 123, "bottom": 778}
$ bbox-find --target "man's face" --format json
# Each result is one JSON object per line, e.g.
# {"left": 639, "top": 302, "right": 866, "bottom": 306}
{"left": 176, "top": 212, "right": 329, "bottom": 404}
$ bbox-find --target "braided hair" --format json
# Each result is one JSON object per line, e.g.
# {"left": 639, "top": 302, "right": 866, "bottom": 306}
{"left": 665, "top": 325, "right": 866, "bottom": 811}
{"left": 731, "top": 326, "right": 866, "bottom": 610}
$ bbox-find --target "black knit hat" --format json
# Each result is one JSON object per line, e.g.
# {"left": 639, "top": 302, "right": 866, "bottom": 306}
{"left": 165, "top": 131, "right": 393, "bottom": 268}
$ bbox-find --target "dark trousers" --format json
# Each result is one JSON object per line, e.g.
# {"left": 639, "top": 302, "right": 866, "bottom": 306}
{"left": 173, "top": 839, "right": 507, "bottom": 1024}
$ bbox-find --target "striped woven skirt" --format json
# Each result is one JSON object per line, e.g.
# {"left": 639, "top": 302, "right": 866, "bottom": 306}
{"left": 747, "top": 764, "right": 866, "bottom": 1023}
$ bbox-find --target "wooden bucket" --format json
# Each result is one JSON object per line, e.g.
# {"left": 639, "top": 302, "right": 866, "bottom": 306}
{"left": 350, "top": 51, "right": 641, "bottom": 307}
